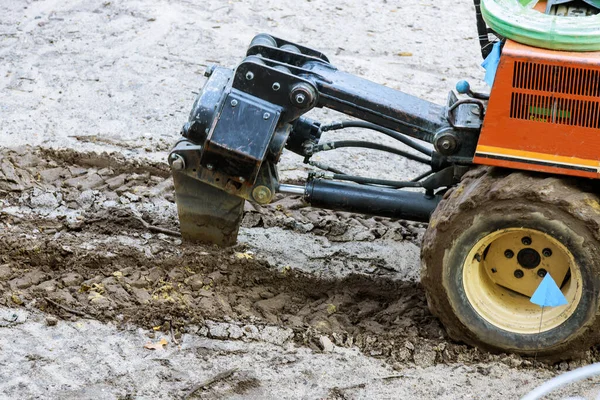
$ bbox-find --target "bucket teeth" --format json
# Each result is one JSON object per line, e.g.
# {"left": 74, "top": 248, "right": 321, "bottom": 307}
{"left": 172, "top": 172, "right": 244, "bottom": 246}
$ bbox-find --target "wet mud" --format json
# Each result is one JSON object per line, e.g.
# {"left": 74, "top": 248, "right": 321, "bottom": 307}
{"left": 1, "top": 146, "right": 596, "bottom": 372}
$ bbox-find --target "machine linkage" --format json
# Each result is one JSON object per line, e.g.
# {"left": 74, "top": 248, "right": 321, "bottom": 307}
{"left": 169, "top": 33, "right": 485, "bottom": 244}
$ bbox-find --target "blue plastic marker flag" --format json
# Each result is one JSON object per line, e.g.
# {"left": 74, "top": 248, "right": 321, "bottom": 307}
{"left": 530, "top": 273, "right": 568, "bottom": 307}
{"left": 481, "top": 41, "right": 502, "bottom": 87}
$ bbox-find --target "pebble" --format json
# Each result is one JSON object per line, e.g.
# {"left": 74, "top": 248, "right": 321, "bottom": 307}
{"left": 46, "top": 316, "right": 58, "bottom": 326}
{"left": 319, "top": 336, "right": 334, "bottom": 352}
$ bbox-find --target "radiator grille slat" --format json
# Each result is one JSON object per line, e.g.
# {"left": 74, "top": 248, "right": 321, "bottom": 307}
{"left": 510, "top": 61, "right": 600, "bottom": 129}
{"left": 511, "top": 61, "right": 600, "bottom": 97}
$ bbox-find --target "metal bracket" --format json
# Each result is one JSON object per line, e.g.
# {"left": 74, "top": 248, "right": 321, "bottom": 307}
{"left": 169, "top": 139, "right": 278, "bottom": 204}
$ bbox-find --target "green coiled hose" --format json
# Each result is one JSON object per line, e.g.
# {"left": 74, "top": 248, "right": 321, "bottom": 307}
{"left": 480, "top": 0, "right": 600, "bottom": 51}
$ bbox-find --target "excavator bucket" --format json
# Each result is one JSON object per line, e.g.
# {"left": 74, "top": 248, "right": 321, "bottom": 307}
{"left": 172, "top": 171, "right": 244, "bottom": 246}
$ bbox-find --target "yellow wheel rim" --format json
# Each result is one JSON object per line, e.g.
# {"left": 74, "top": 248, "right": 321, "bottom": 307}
{"left": 463, "top": 228, "right": 582, "bottom": 334}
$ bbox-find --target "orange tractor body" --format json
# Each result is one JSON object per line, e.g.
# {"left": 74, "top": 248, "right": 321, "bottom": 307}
{"left": 475, "top": 40, "right": 600, "bottom": 179}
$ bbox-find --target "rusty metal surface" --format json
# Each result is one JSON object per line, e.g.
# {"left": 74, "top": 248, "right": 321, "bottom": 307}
{"left": 172, "top": 171, "right": 244, "bottom": 246}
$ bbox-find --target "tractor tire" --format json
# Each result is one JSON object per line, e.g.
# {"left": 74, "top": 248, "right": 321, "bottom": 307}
{"left": 421, "top": 166, "right": 600, "bottom": 361}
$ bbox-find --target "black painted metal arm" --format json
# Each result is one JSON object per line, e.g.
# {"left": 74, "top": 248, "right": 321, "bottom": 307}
{"left": 300, "top": 62, "right": 447, "bottom": 143}
{"left": 169, "top": 34, "right": 482, "bottom": 224}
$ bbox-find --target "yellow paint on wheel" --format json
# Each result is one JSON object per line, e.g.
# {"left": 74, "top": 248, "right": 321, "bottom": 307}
{"left": 463, "top": 228, "right": 582, "bottom": 334}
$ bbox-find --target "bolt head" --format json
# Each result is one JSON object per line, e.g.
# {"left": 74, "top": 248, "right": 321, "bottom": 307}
{"left": 521, "top": 237, "right": 532, "bottom": 246}
{"left": 504, "top": 249, "right": 514, "bottom": 259}
{"left": 542, "top": 248, "right": 552, "bottom": 257}
{"left": 537, "top": 268, "right": 548, "bottom": 278}
{"left": 272, "top": 82, "right": 281, "bottom": 91}
{"left": 514, "top": 269, "right": 524, "bottom": 279}
{"left": 206, "top": 164, "right": 214, "bottom": 171}
{"left": 295, "top": 93, "right": 306, "bottom": 104}
{"left": 231, "top": 99, "right": 238, "bottom": 107}
{"left": 245, "top": 71, "right": 254, "bottom": 80}
{"left": 441, "top": 139, "right": 451, "bottom": 150}
{"left": 263, "top": 113, "right": 270, "bottom": 120}
{"left": 252, "top": 185, "right": 272, "bottom": 204}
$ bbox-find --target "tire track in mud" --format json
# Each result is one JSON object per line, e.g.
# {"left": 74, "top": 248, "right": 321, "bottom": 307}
{"left": 0, "top": 146, "right": 591, "bottom": 370}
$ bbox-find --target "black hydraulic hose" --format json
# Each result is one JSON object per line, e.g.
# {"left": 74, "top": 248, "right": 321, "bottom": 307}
{"left": 308, "top": 160, "right": 347, "bottom": 175}
{"left": 332, "top": 174, "right": 423, "bottom": 188}
{"left": 319, "top": 120, "right": 434, "bottom": 157}
{"left": 312, "top": 140, "right": 431, "bottom": 165}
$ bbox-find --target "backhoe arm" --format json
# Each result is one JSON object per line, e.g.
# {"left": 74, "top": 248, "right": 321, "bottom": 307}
{"left": 169, "top": 34, "right": 483, "bottom": 245}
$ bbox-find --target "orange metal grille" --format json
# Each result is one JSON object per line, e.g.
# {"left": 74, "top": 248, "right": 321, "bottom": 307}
{"left": 512, "top": 61, "right": 600, "bottom": 97}
{"left": 510, "top": 61, "right": 600, "bottom": 129}
{"left": 510, "top": 92, "right": 600, "bottom": 128}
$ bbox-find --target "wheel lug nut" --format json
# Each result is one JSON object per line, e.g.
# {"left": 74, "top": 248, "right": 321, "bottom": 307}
{"left": 504, "top": 249, "right": 514, "bottom": 259}
{"left": 522, "top": 237, "right": 532, "bottom": 245}
{"left": 542, "top": 248, "right": 552, "bottom": 257}
{"left": 537, "top": 268, "right": 547, "bottom": 278}
{"left": 514, "top": 269, "right": 524, "bottom": 279}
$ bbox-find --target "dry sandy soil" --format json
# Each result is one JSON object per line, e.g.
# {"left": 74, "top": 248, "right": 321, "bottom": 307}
{"left": 2, "top": 0, "right": 600, "bottom": 399}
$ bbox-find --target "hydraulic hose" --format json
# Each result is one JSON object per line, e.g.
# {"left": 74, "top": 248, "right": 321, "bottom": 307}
{"left": 319, "top": 120, "right": 434, "bottom": 157}
{"left": 331, "top": 174, "right": 423, "bottom": 188}
{"left": 311, "top": 140, "right": 431, "bottom": 164}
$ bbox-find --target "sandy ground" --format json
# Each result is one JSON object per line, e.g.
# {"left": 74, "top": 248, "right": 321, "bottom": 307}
{"left": 2, "top": 0, "right": 600, "bottom": 399}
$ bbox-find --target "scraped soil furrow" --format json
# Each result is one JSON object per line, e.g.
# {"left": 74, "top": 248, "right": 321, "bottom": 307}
{"left": 1, "top": 147, "right": 595, "bottom": 370}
